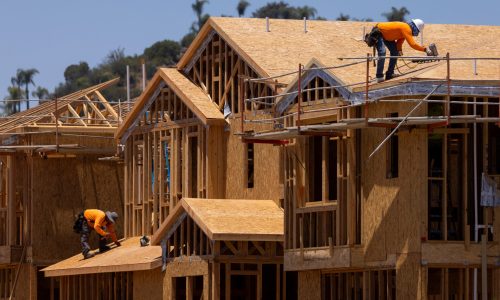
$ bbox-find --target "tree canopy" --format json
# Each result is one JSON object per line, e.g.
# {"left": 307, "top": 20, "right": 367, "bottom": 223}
{"left": 252, "top": 1, "right": 318, "bottom": 19}
{"left": 382, "top": 6, "right": 410, "bottom": 22}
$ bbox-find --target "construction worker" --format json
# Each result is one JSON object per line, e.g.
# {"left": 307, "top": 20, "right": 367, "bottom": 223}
{"left": 80, "top": 209, "right": 121, "bottom": 259}
{"left": 375, "top": 19, "right": 433, "bottom": 82}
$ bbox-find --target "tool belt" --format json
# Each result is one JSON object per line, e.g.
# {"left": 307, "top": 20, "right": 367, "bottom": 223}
{"left": 364, "top": 26, "right": 381, "bottom": 47}
{"left": 73, "top": 211, "right": 85, "bottom": 234}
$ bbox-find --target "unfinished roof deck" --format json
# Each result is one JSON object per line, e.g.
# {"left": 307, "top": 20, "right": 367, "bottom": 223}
{"left": 152, "top": 198, "right": 284, "bottom": 245}
{"left": 181, "top": 18, "right": 500, "bottom": 90}
{"left": 42, "top": 237, "right": 161, "bottom": 277}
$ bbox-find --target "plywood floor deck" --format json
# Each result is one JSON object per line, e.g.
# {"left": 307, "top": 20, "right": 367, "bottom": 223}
{"left": 43, "top": 237, "right": 161, "bottom": 277}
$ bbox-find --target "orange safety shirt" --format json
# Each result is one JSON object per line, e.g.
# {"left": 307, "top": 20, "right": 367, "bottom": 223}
{"left": 84, "top": 209, "right": 117, "bottom": 242}
{"left": 377, "top": 22, "right": 426, "bottom": 52}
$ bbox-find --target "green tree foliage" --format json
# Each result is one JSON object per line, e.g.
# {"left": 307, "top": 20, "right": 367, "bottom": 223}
{"left": 337, "top": 13, "right": 350, "bottom": 21}
{"left": 144, "top": 40, "right": 181, "bottom": 67}
{"left": 32, "top": 86, "right": 49, "bottom": 104}
{"left": 18, "top": 68, "right": 39, "bottom": 110}
{"left": 192, "top": 0, "right": 210, "bottom": 32}
{"left": 64, "top": 62, "right": 90, "bottom": 84}
{"left": 336, "top": 13, "right": 373, "bottom": 22}
{"left": 2, "top": 86, "right": 23, "bottom": 115}
{"left": 252, "top": 1, "right": 317, "bottom": 19}
{"left": 382, "top": 6, "right": 410, "bottom": 22}
{"left": 237, "top": 0, "right": 250, "bottom": 17}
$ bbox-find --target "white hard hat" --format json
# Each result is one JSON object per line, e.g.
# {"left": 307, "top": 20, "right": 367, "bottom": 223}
{"left": 412, "top": 19, "right": 425, "bottom": 32}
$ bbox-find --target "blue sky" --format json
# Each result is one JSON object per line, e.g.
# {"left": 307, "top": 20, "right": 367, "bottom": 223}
{"left": 1, "top": 0, "right": 499, "bottom": 100}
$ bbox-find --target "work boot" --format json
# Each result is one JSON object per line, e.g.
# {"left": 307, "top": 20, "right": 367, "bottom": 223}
{"left": 83, "top": 252, "right": 95, "bottom": 259}
{"left": 385, "top": 73, "right": 400, "bottom": 81}
{"left": 376, "top": 77, "right": 384, "bottom": 83}
{"left": 99, "top": 245, "right": 111, "bottom": 253}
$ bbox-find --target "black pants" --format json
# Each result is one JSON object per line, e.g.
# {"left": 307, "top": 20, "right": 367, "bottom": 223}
{"left": 80, "top": 221, "right": 107, "bottom": 255}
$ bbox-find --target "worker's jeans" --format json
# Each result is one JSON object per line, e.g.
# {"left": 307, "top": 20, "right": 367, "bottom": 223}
{"left": 80, "top": 221, "right": 108, "bottom": 256}
{"left": 376, "top": 37, "right": 399, "bottom": 79}
{"left": 80, "top": 221, "right": 91, "bottom": 256}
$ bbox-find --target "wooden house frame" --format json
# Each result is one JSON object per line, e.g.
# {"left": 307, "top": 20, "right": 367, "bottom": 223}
{"left": 115, "top": 68, "right": 226, "bottom": 237}
{"left": 0, "top": 79, "right": 126, "bottom": 299}
{"left": 42, "top": 17, "right": 500, "bottom": 299}
{"left": 150, "top": 198, "right": 285, "bottom": 299}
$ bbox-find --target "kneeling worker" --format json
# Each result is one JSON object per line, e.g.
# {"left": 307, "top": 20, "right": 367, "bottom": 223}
{"left": 375, "top": 19, "right": 434, "bottom": 82}
{"left": 80, "top": 209, "right": 121, "bottom": 259}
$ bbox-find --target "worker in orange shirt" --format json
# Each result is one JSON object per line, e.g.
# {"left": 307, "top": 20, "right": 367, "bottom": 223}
{"left": 79, "top": 209, "right": 121, "bottom": 259}
{"left": 375, "top": 19, "right": 433, "bottom": 82}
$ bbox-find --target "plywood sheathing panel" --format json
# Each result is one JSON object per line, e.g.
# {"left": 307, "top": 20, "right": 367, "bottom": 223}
{"left": 298, "top": 270, "right": 321, "bottom": 300}
{"left": 31, "top": 155, "right": 123, "bottom": 264}
{"left": 224, "top": 116, "right": 283, "bottom": 202}
{"left": 180, "top": 18, "right": 500, "bottom": 89}
{"left": 396, "top": 253, "right": 423, "bottom": 299}
{"left": 133, "top": 269, "right": 163, "bottom": 300}
{"left": 362, "top": 101, "right": 427, "bottom": 263}
{"left": 158, "top": 68, "right": 224, "bottom": 123}
{"left": 42, "top": 237, "right": 162, "bottom": 277}
{"left": 151, "top": 198, "right": 284, "bottom": 245}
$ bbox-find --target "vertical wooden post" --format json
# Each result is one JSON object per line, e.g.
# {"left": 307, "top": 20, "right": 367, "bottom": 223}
{"left": 55, "top": 97, "right": 59, "bottom": 152}
{"left": 481, "top": 234, "right": 488, "bottom": 300}
{"left": 257, "top": 263, "right": 263, "bottom": 300}
{"left": 225, "top": 263, "right": 231, "bottom": 300}
{"left": 7, "top": 156, "right": 15, "bottom": 246}
{"left": 365, "top": 53, "right": 370, "bottom": 124}
{"left": 187, "top": 276, "right": 193, "bottom": 300}
{"left": 297, "top": 63, "right": 302, "bottom": 131}
{"left": 240, "top": 76, "right": 245, "bottom": 134}
{"left": 300, "top": 217, "right": 304, "bottom": 261}
{"left": 446, "top": 53, "right": 451, "bottom": 124}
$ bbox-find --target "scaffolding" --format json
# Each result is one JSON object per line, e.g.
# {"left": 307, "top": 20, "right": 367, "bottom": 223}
{"left": 238, "top": 54, "right": 500, "bottom": 143}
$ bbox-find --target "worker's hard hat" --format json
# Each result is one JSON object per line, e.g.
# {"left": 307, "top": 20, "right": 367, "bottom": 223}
{"left": 105, "top": 211, "right": 118, "bottom": 223}
{"left": 411, "top": 19, "right": 425, "bottom": 33}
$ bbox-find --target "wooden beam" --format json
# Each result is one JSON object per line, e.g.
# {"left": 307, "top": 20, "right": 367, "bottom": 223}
{"left": 94, "top": 90, "right": 119, "bottom": 119}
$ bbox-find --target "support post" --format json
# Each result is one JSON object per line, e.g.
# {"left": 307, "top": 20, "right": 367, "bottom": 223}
{"left": 126, "top": 65, "right": 131, "bottom": 111}
{"left": 299, "top": 216, "right": 304, "bottom": 261}
{"left": 55, "top": 97, "right": 59, "bottom": 152}
{"left": 297, "top": 63, "right": 302, "bottom": 131}
{"left": 481, "top": 234, "right": 487, "bottom": 300}
{"left": 446, "top": 52, "right": 451, "bottom": 124}
{"left": 240, "top": 77, "right": 244, "bottom": 134}
{"left": 141, "top": 59, "right": 146, "bottom": 91}
{"left": 365, "top": 53, "right": 370, "bottom": 123}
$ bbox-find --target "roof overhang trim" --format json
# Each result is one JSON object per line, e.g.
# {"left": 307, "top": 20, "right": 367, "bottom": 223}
{"left": 119, "top": 82, "right": 165, "bottom": 144}
{"left": 184, "top": 30, "right": 217, "bottom": 73}
{"left": 277, "top": 68, "right": 500, "bottom": 115}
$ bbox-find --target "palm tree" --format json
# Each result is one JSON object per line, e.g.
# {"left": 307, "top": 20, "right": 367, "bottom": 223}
{"left": 382, "top": 6, "right": 410, "bottom": 22}
{"left": 32, "top": 86, "right": 50, "bottom": 104}
{"left": 237, "top": 0, "right": 250, "bottom": 17}
{"left": 18, "top": 68, "right": 39, "bottom": 110}
{"left": 10, "top": 73, "right": 23, "bottom": 112}
{"left": 296, "top": 6, "right": 317, "bottom": 19}
{"left": 192, "top": 0, "right": 209, "bottom": 31}
{"left": 2, "top": 86, "right": 23, "bottom": 115}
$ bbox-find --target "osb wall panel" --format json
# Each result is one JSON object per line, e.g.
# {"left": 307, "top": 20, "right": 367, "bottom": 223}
{"left": 224, "top": 115, "right": 283, "bottom": 203}
{"left": 2, "top": 264, "right": 35, "bottom": 299}
{"left": 31, "top": 155, "right": 123, "bottom": 264}
{"left": 396, "top": 253, "right": 423, "bottom": 299}
{"left": 30, "top": 132, "right": 115, "bottom": 150}
{"left": 133, "top": 269, "right": 163, "bottom": 300}
{"left": 362, "top": 101, "right": 427, "bottom": 263}
{"left": 298, "top": 270, "right": 321, "bottom": 300}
